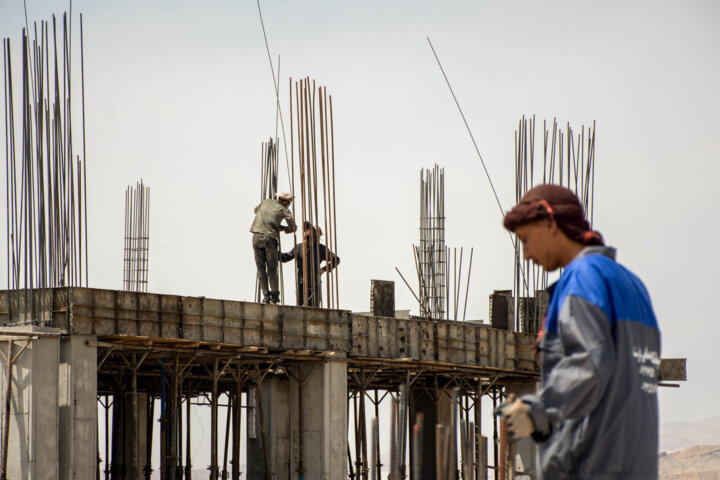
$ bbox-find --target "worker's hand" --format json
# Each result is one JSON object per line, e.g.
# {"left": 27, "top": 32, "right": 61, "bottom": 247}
{"left": 286, "top": 225, "right": 297, "bottom": 233}
{"left": 320, "top": 266, "right": 327, "bottom": 274}
{"left": 497, "top": 394, "right": 535, "bottom": 440}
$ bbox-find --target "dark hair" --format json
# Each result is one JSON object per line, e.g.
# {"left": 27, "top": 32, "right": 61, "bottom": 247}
{"left": 503, "top": 184, "right": 603, "bottom": 246}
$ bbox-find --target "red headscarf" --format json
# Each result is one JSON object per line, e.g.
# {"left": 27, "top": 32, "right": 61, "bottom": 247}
{"left": 503, "top": 184, "right": 603, "bottom": 246}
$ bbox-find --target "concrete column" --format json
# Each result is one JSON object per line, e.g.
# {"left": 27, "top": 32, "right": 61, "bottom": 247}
{"left": 0, "top": 326, "right": 61, "bottom": 480}
{"left": 247, "top": 360, "right": 347, "bottom": 480}
{"left": 247, "top": 375, "right": 291, "bottom": 480}
{"left": 58, "top": 334, "right": 98, "bottom": 480}
{"left": 318, "top": 360, "right": 347, "bottom": 479}
{"left": 120, "top": 392, "right": 148, "bottom": 476}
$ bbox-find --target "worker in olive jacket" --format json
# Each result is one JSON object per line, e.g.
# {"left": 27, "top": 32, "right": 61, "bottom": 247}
{"left": 250, "top": 192, "right": 296, "bottom": 304}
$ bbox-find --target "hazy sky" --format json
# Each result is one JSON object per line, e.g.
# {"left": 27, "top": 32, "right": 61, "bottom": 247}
{"left": 2, "top": 0, "right": 719, "bottom": 433}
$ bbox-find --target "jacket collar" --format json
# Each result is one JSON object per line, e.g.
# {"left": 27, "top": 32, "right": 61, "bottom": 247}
{"left": 573, "top": 245, "right": 616, "bottom": 262}
{"left": 547, "top": 246, "right": 616, "bottom": 297}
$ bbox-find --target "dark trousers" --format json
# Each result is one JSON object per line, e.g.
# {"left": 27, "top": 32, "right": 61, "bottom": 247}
{"left": 295, "top": 274, "right": 322, "bottom": 307}
{"left": 252, "top": 233, "right": 279, "bottom": 295}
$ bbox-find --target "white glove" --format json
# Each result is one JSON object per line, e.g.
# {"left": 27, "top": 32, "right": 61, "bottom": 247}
{"left": 500, "top": 394, "right": 535, "bottom": 440}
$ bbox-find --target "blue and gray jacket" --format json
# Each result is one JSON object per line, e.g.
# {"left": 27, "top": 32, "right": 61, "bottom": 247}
{"left": 524, "top": 246, "right": 661, "bottom": 480}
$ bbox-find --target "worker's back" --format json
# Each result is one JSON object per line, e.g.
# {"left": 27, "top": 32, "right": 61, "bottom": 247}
{"left": 250, "top": 199, "right": 293, "bottom": 240}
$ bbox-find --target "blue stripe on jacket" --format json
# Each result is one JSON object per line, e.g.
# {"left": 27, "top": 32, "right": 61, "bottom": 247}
{"left": 545, "top": 253, "right": 658, "bottom": 333}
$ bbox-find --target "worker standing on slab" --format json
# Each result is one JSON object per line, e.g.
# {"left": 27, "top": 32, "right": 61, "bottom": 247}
{"left": 250, "top": 192, "right": 296, "bottom": 304}
{"left": 281, "top": 222, "right": 339, "bottom": 307}
{"left": 498, "top": 184, "right": 661, "bottom": 480}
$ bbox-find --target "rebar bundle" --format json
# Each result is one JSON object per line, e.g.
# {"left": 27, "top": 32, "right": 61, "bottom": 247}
{"left": 289, "top": 77, "right": 339, "bottom": 308}
{"left": 412, "top": 165, "right": 474, "bottom": 321}
{"left": 418, "top": 165, "right": 446, "bottom": 319}
{"left": 513, "top": 116, "right": 596, "bottom": 331}
{"left": 123, "top": 180, "right": 150, "bottom": 292}
{"left": 2, "top": 12, "right": 89, "bottom": 322}
{"left": 260, "top": 137, "right": 278, "bottom": 201}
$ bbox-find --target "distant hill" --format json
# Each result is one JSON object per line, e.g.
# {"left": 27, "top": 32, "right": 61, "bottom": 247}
{"left": 662, "top": 417, "right": 720, "bottom": 452}
{"left": 659, "top": 444, "right": 720, "bottom": 480}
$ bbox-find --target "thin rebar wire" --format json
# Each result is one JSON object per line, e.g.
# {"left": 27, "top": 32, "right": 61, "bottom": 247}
{"left": 427, "top": 39, "right": 531, "bottom": 300}
{"left": 426, "top": 37, "right": 505, "bottom": 220}
{"left": 80, "top": 13, "right": 87, "bottom": 286}
{"left": 255, "top": 0, "right": 292, "bottom": 195}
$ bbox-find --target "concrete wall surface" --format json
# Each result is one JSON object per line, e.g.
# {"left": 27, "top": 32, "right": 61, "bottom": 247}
{"left": 247, "top": 360, "right": 347, "bottom": 480}
{"left": 0, "top": 327, "right": 60, "bottom": 480}
{"left": 0, "top": 328, "right": 97, "bottom": 480}
{"left": 58, "top": 334, "right": 98, "bottom": 480}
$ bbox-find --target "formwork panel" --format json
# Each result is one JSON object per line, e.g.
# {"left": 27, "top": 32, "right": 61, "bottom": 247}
{"left": 489, "top": 330, "right": 508, "bottom": 369}
{"left": 241, "top": 302, "right": 264, "bottom": 346}
{"left": 201, "top": 299, "right": 225, "bottom": 343}
{"left": 478, "top": 327, "right": 490, "bottom": 365}
{"left": 159, "top": 295, "right": 181, "bottom": 338}
{"left": 505, "top": 332, "right": 517, "bottom": 370}
{"left": 52, "top": 289, "right": 70, "bottom": 329}
{"left": 67, "top": 290, "right": 94, "bottom": 334}
{"left": 420, "top": 321, "right": 435, "bottom": 361}
{"left": 221, "top": 301, "right": 243, "bottom": 344}
{"left": 306, "top": 310, "right": 329, "bottom": 351}
{"left": 180, "top": 297, "right": 204, "bottom": 341}
{"left": 327, "top": 310, "right": 350, "bottom": 353}
{"left": 448, "top": 324, "right": 466, "bottom": 364}
{"left": 350, "top": 315, "right": 367, "bottom": 356}
{"left": 436, "top": 323, "right": 449, "bottom": 363}
{"left": 137, "top": 293, "right": 161, "bottom": 338}
{"left": 377, "top": 317, "right": 398, "bottom": 358}
{"left": 395, "top": 318, "right": 408, "bottom": 358}
{"left": 351, "top": 315, "right": 374, "bottom": 356}
{"left": 76, "top": 289, "right": 113, "bottom": 335}
{"left": 464, "top": 325, "right": 478, "bottom": 365}
{"left": 281, "top": 307, "right": 308, "bottom": 349}
{"left": 406, "top": 320, "right": 422, "bottom": 360}
{"left": 115, "top": 291, "right": 141, "bottom": 336}
{"left": 514, "top": 332, "right": 537, "bottom": 371}
{"left": 260, "top": 304, "right": 281, "bottom": 347}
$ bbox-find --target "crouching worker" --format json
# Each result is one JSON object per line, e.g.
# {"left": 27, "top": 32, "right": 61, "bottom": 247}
{"left": 250, "top": 192, "right": 296, "bottom": 304}
{"left": 281, "top": 222, "right": 339, "bottom": 307}
{"left": 496, "top": 184, "right": 661, "bottom": 480}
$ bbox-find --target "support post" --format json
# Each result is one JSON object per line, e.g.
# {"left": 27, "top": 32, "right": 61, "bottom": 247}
{"left": 231, "top": 372, "right": 241, "bottom": 480}
{"left": 210, "top": 359, "right": 220, "bottom": 480}
{"left": 185, "top": 384, "right": 192, "bottom": 480}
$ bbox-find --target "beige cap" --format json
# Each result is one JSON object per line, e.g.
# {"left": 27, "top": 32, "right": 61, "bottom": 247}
{"left": 275, "top": 192, "right": 294, "bottom": 202}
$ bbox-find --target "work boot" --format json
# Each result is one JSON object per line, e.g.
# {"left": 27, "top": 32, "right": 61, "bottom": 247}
{"left": 270, "top": 291, "right": 280, "bottom": 304}
{"left": 262, "top": 292, "right": 272, "bottom": 304}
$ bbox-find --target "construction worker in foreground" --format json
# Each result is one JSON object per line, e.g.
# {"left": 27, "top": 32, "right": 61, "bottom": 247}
{"left": 250, "top": 192, "right": 297, "bottom": 304}
{"left": 281, "top": 222, "right": 339, "bottom": 307}
{"left": 497, "top": 184, "right": 661, "bottom": 479}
